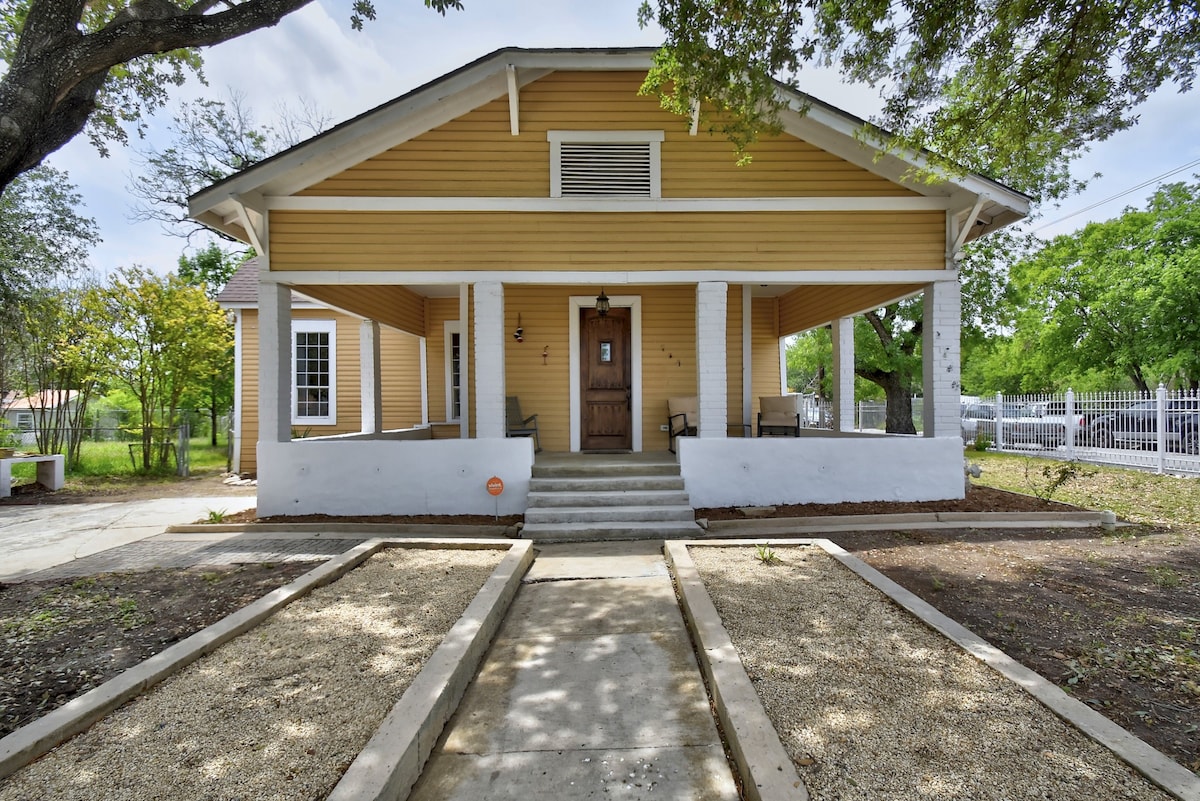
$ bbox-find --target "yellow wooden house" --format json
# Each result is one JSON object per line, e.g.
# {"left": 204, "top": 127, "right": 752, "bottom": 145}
{"left": 190, "top": 47, "right": 1028, "bottom": 517}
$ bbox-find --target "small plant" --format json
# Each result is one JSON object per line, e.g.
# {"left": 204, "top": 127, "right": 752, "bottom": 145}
{"left": 1023, "top": 458, "right": 1096, "bottom": 502}
{"left": 753, "top": 544, "right": 781, "bottom": 565}
{"left": 205, "top": 508, "right": 228, "bottom": 524}
{"left": 972, "top": 434, "right": 991, "bottom": 452}
{"left": 931, "top": 577, "right": 947, "bottom": 592}
{"left": 1146, "top": 565, "right": 1181, "bottom": 588}
{"left": 200, "top": 571, "right": 224, "bottom": 584}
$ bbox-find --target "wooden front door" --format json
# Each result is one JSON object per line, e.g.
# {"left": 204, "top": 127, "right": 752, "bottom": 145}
{"left": 581, "top": 307, "right": 632, "bottom": 450}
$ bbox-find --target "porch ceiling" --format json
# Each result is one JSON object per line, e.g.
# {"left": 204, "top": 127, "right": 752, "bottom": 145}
{"left": 294, "top": 284, "right": 431, "bottom": 337}
{"left": 777, "top": 283, "right": 925, "bottom": 336}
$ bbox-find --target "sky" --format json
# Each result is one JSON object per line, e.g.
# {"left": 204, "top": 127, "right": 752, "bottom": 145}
{"left": 43, "top": 0, "right": 1200, "bottom": 276}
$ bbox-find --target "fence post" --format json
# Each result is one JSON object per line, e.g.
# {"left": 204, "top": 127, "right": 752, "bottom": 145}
{"left": 995, "top": 391, "right": 1005, "bottom": 450}
{"left": 1065, "top": 388, "right": 1076, "bottom": 459}
{"left": 1156, "top": 383, "right": 1167, "bottom": 475}
{"left": 177, "top": 423, "right": 190, "bottom": 478}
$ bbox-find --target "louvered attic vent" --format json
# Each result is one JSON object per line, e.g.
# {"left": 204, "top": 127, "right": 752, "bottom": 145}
{"left": 548, "top": 131, "right": 664, "bottom": 199}
{"left": 559, "top": 142, "right": 652, "bottom": 197}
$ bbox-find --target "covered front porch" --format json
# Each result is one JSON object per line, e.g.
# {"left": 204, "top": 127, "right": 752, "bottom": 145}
{"left": 252, "top": 274, "right": 966, "bottom": 517}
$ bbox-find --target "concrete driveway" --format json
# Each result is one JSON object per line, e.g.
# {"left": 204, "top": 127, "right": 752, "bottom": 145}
{"left": 0, "top": 495, "right": 256, "bottom": 581}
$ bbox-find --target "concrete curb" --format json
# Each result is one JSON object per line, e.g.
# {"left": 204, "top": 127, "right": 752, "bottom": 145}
{"left": 164, "top": 522, "right": 515, "bottom": 537}
{"left": 663, "top": 541, "right": 808, "bottom": 801}
{"left": 0, "top": 538, "right": 527, "bottom": 787}
{"left": 683, "top": 538, "right": 1200, "bottom": 801}
{"left": 703, "top": 510, "right": 1106, "bottom": 536}
{"left": 327, "top": 539, "right": 533, "bottom": 801}
{"left": 0, "top": 538, "right": 383, "bottom": 781}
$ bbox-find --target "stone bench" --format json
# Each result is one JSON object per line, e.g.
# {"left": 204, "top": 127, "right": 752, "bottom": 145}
{"left": 0, "top": 454, "right": 65, "bottom": 498}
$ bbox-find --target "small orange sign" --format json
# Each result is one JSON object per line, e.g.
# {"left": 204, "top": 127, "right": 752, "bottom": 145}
{"left": 486, "top": 476, "right": 504, "bottom": 496}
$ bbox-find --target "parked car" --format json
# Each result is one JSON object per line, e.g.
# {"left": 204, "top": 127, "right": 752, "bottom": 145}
{"left": 961, "top": 402, "right": 1053, "bottom": 446}
{"left": 1021, "top": 401, "right": 1090, "bottom": 448}
{"left": 1088, "top": 398, "right": 1200, "bottom": 453}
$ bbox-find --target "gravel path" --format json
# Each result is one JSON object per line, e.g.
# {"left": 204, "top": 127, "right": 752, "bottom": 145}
{"left": 0, "top": 548, "right": 503, "bottom": 801}
{"left": 689, "top": 545, "right": 1175, "bottom": 801}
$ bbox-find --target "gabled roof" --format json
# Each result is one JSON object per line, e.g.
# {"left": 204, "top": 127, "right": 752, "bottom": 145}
{"left": 189, "top": 46, "right": 1029, "bottom": 245}
{"left": 2, "top": 390, "right": 80, "bottom": 411}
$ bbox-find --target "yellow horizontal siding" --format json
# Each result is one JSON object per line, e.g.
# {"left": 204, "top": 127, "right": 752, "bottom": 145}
{"left": 641, "top": 287, "right": 699, "bottom": 451}
{"left": 297, "top": 285, "right": 426, "bottom": 337}
{"left": 777, "top": 283, "right": 925, "bottom": 336}
{"left": 751, "top": 298, "right": 782, "bottom": 420}
{"left": 236, "top": 308, "right": 422, "bottom": 474}
{"left": 726, "top": 285, "right": 745, "bottom": 435}
{"left": 503, "top": 286, "right": 576, "bottom": 452}
{"left": 270, "top": 211, "right": 945, "bottom": 272}
{"left": 300, "top": 71, "right": 915, "bottom": 199}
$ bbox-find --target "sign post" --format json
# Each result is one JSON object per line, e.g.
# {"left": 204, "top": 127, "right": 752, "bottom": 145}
{"left": 486, "top": 476, "right": 504, "bottom": 520}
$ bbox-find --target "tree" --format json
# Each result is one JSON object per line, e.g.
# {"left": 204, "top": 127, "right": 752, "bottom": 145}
{"left": 0, "top": 0, "right": 462, "bottom": 194}
{"left": 640, "top": 0, "right": 1199, "bottom": 199}
{"left": 855, "top": 303, "right": 923, "bottom": 434}
{"left": 1002, "top": 180, "right": 1200, "bottom": 392}
{"left": 178, "top": 242, "right": 240, "bottom": 445}
{"left": 0, "top": 166, "right": 99, "bottom": 407}
{"left": 128, "top": 92, "right": 331, "bottom": 239}
{"left": 77, "top": 267, "right": 232, "bottom": 471}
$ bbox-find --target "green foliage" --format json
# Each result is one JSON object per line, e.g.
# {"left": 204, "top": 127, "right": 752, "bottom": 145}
{"left": 972, "top": 435, "right": 991, "bottom": 452}
{"left": 178, "top": 242, "right": 242, "bottom": 299}
{"left": 74, "top": 268, "right": 232, "bottom": 472}
{"left": 1023, "top": 459, "right": 1097, "bottom": 502}
{"left": 753, "top": 543, "right": 781, "bottom": 564}
{"left": 205, "top": 508, "right": 228, "bottom": 524}
{"left": 640, "top": 0, "right": 1199, "bottom": 201}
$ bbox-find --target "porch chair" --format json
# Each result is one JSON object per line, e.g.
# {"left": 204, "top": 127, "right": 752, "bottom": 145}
{"left": 667, "top": 396, "right": 699, "bottom": 454}
{"left": 506, "top": 396, "right": 542, "bottom": 452}
{"left": 757, "top": 395, "right": 802, "bottom": 437}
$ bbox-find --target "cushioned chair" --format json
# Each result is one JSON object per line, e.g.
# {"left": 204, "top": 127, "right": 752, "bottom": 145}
{"left": 757, "top": 395, "right": 802, "bottom": 437}
{"left": 506, "top": 396, "right": 541, "bottom": 452}
{"left": 667, "top": 396, "right": 699, "bottom": 454}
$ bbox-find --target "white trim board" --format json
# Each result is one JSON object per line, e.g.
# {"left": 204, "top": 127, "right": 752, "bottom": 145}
{"left": 569, "top": 295, "right": 642, "bottom": 452}
{"left": 264, "top": 269, "right": 957, "bottom": 287}
{"left": 265, "top": 195, "right": 953, "bottom": 213}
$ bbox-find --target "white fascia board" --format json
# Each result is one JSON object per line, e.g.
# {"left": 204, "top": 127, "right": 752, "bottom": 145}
{"left": 265, "top": 195, "right": 952, "bottom": 213}
{"left": 778, "top": 98, "right": 1030, "bottom": 221}
{"left": 189, "top": 61, "right": 553, "bottom": 216}
{"left": 509, "top": 50, "right": 654, "bottom": 70}
{"left": 264, "top": 269, "right": 956, "bottom": 286}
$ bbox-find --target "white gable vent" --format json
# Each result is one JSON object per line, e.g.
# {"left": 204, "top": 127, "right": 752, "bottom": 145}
{"left": 549, "top": 131, "right": 663, "bottom": 199}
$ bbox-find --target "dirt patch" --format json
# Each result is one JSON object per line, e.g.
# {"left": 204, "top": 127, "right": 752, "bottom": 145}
{"left": 698, "top": 484, "right": 1078, "bottom": 519}
{"left": 0, "top": 562, "right": 320, "bottom": 738}
{"left": 215, "top": 509, "right": 522, "bottom": 526}
{"left": 835, "top": 526, "right": 1200, "bottom": 774}
{"left": 2, "top": 472, "right": 256, "bottom": 505}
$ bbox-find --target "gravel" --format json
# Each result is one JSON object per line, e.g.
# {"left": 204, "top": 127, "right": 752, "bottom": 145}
{"left": 689, "top": 545, "right": 1176, "bottom": 801}
{"left": 0, "top": 548, "right": 503, "bottom": 801}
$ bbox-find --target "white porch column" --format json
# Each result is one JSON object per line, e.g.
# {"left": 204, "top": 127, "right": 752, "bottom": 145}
{"left": 831, "top": 316, "right": 855, "bottom": 432}
{"left": 922, "top": 279, "right": 962, "bottom": 437}
{"left": 360, "top": 319, "right": 382, "bottom": 434}
{"left": 473, "top": 281, "right": 506, "bottom": 438}
{"left": 258, "top": 281, "right": 292, "bottom": 444}
{"left": 696, "top": 281, "right": 728, "bottom": 438}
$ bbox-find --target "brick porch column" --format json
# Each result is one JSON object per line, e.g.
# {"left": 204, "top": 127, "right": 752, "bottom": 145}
{"left": 473, "top": 281, "right": 506, "bottom": 439}
{"left": 258, "top": 281, "right": 292, "bottom": 444}
{"left": 360, "top": 319, "right": 382, "bottom": 435}
{"left": 696, "top": 281, "right": 728, "bottom": 438}
{"left": 922, "top": 279, "right": 962, "bottom": 437}
{"left": 831, "top": 316, "right": 855, "bottom": 432}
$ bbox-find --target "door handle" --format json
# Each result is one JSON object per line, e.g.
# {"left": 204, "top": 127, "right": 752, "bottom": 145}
{"left": 626, "top": 389, "right": 632, "bottom": 410}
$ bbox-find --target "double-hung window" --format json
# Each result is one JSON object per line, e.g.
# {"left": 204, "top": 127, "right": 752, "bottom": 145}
{"left": 292, "top": 320, "right": 336, "bottom": 425}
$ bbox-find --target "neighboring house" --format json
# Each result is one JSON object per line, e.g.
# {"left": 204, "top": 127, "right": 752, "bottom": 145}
{"left": 189, "top": 47, "right": 1028, "bottom": 517}
{"left": 216, "top": 260, "right": 427, "bottom": 475}
{"left": 1, "top": 390, "right": 80, "bottom": 447}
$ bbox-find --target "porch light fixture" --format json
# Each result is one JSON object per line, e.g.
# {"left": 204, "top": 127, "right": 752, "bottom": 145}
{"left": 595, "top": 288, "right": 610, "bottom": 317}
{"left": 513, "top": 313, "right": 524, "bottom": 343}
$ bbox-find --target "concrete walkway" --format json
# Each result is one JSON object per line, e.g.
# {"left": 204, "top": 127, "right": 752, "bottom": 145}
{"left": 408, "top": 541, "right": 738, "bottom": 800}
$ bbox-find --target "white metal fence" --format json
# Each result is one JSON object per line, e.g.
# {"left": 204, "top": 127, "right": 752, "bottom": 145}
{"left": 963, "top": 386, "right": 1200, "bottom": 476}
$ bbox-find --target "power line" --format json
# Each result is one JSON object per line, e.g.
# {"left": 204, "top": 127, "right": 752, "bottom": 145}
{"left": 1033, "top": 157, "right": 1200, "bottom": 233}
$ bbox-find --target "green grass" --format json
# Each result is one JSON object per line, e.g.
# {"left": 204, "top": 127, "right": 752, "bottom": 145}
{"left": 967, "top": 450, "right": 1200, "bottom": 532}
{"left": 7, "top": 435, "right": 230, "bottom": 484}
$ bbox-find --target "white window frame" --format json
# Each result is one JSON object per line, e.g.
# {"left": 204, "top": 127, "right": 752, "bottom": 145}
{"left": 444, "top": 320, "right": 463, "bottom": 422}
{"left": 15, "top": 411, "right": 33, "bottom": 431}
{"left": 548, "top": 130, "right": 664, "bottom": 199}
{"left": 292, "top": 319, "right": 337, "bottom": 426}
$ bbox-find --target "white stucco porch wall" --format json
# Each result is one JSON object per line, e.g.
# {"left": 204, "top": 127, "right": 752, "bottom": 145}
{"left": 677, "top": 436, "right": 965, "bottom": 507}
{"left": 257, "top": 438, "right": 534, "bottom": 516}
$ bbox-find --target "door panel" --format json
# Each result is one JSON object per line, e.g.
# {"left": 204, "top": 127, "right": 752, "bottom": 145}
{"left": 581, "top": 308, "right": 632, "bottom": 450}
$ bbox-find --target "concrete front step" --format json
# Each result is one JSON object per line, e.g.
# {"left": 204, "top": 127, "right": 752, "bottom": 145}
{"left": 520, "top": 520, "right": 705, "bottom": 542}
{"left": 525, "top": 504, "right": 696, "bottom": 525}
{"left": 526, "top": 489, "right": 690, "bottom": 508}
{"left": 530, "top": 476, "right": 686, "bottom": 493}
{"left": 530, "top": 462, "right": 681, "bottom": 479}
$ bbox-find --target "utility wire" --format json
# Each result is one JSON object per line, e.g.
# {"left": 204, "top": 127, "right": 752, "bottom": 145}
{"left": 1033, "top": 156, "right": 1200, "bottom": 233}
